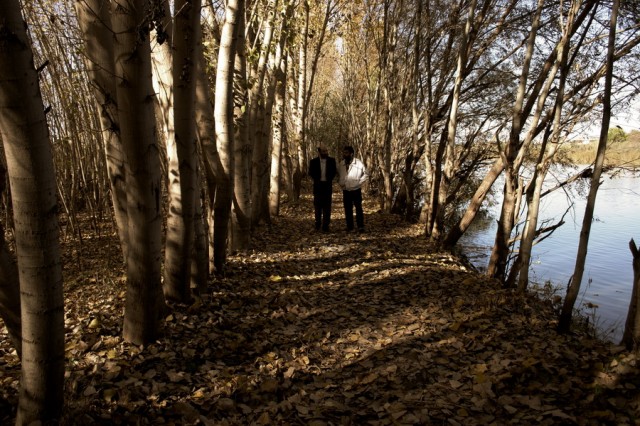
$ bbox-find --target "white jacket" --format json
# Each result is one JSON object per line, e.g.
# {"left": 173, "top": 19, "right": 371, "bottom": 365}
{"left": 338, "top": 158, "right": 369, "bottom": 191}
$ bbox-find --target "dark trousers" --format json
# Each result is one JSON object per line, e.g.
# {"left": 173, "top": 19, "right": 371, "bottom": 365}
{"left": 313, "top": 182, "right": 332, "bottom": 231}
{"left": 343, "top": 188, "right": 364, "bottom": 230}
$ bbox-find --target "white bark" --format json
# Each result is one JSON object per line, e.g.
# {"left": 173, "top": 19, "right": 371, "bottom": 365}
{"left": 213, "top": 0, "right": 244, "bottom": 273}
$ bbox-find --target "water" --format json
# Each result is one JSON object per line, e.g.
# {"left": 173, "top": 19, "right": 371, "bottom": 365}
{"left": 460, "top": 167, "right": 640, "bottom": 342}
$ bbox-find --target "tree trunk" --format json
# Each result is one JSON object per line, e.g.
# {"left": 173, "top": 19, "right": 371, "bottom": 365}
{"left": 487, "top": 167, "right": 519, "bottom": 281}
{"left": 151, "top": 0, "right": 174, "bottom": 146}
{"left": 0, "top": 2, "right": 65, "bottom": 422}
{"left": 505, "top": 137, "right": 540, "bottom": 288}
{"left": 250, "top": 0, "right": 279, "bottom": 227}
{"left": 203, "top": 161, "right": 217, "bottom": 275}
{"left": 191, "top": 6, "right": 210, "bottom": 295}
{"left": 380, "top": 113, "right": 393, "bottom": 212}
{"left": 434, "top": 0, "right": 477, "bottom": 238}
{"left": 214, "top": 0, "right": 244, "bottom": 274}
{"left": 75, "top": 0, "right": 129, "bottom": 265}
{"left": 515, "top": 62, "right": 568, "bottom": 292}
{"left": 195, "top": 31, "right": 228, "bottom": 278}
{"left": 111, "top": 0, "right": 164, "bottom": 345}
{"left": 558, "top": 0, "right": 618, "bottom": 333}
{"left": 282, "top": 138, "right": 296, "bottom": 203}
{"left": 443, "top": 157, "right": 504, "bottom": 248}
{"left": 486, "top": 0, "right": 561, "bottom": 280}
{"left": 193, "top": 25, "right": 222, "bottom": 276}
{"left": 232, "top": 10, "right": 251, "bottom": 250}
{"left": 268, "top": 19, "right": 289, "bottom": 217}
{"left": 292, "top": 0, "right": 309, "bottom": 201}
{"left": 621, "top": 239, "right": 640, "bottom": 350}
{"left": 191, "top": 166, "right": 209, "bottom": 294}
{"left": 163, "top": 0, "right": 202, "bottom": 303}
{"left": 427, "top": 127, "right": 449, "bottom": 239}
{"left": 403, "top": 0, "right": 423, "bottom": 221}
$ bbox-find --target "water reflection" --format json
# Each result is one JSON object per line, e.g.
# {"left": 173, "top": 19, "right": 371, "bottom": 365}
{"left": 461, "top": 168, "right": 640, "bottom": 342}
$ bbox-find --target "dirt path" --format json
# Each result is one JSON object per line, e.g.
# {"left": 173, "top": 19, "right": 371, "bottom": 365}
{"left": 1, "top": 192, "right": 639, "bottom": 425}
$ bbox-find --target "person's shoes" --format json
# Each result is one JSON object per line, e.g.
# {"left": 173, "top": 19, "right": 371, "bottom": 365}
{"left": 345, "top": 228, "right": 354, "bottom": 233}
{"left": 357, "top": 227, "right": 365, "bottom": 233}
{"left": 321, "top": 228, "right": 330, "bottom": 233}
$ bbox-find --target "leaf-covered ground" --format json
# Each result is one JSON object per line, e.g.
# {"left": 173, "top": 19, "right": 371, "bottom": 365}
{"left": 1, "top": 191, "right": 640, "bottom": 425}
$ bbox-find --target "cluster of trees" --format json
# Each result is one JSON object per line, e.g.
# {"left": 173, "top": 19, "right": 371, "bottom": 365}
{"left": 1, "top": 0, "right": 332, "bottom": 422}
{"left": 0, "top": 0, "right": 639, "bottom": 423}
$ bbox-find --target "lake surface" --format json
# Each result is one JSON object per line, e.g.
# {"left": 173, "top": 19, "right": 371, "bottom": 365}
{"left": 460, "top": 167, "right": 640, "bottom": 343}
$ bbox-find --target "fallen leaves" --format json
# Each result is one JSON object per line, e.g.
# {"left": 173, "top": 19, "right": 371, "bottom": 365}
{"left": 1, "top": 194, "right": 639, "bottom": 425}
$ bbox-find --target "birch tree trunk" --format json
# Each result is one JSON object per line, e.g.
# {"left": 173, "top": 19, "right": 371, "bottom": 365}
{"left": 558, "top": 0, "right": 618, "bottom": 333}
{"left": 0, "top": 1, "right": 64, "bottom": 422}
{"left": 111, "top": 0, "right": 164, "bottom": 345}
{"left": 214, "top": 0, "right": 244, "bottom": 274}
{"left": 163, "top": 0, "right": 202, "bottom": 303}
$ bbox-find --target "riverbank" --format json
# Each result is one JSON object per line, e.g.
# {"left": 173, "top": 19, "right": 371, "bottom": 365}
{"left": 1, "top": 192, "right": 639, "bottom": 424}
{"left": 559, "top": 131, "right": 640, "bottom": 167}
{"left": 459, "top": 167, "right": 640, "bottom": 344}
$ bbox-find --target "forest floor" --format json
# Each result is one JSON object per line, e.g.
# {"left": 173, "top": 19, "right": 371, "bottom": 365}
{"left": 1, "top": 190, "right": 640, "bottom": 425}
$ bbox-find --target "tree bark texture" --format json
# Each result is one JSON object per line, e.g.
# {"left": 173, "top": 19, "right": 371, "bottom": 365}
{"left": 249, "top": 0, "right": 278, "bottom": 227}
{"left": 515, "top": 60, "right": 569, "bottom": 291}
{"left": 292, "top": 0, "right": 309, "bottom": 201}
{"left": 164, "top": 0, "right": 202, "bottom": 303}
{"left": 231, "top": 10, "right": 251, "bottom": 250}
{"left": 75, "top": 0, "right": 129, "bottom": 265}
{"left": 150, "top": 0, "right": 174, "bottom": 145}
{"left": 486, "top": 0, "right": 577, "bottom": 280}
{"left": 191, "top": 166, "right": 209, "bottom": 294}
{"left": 0, "top": 1, "right": 65, "bottom": 422}
{"left": 111, "top": 0, "right": 164, "bottom": 345}
{"left": 213, "top": 0, "right": 244, "bottom": 274}
{"left": 268, "top": 9, "right": 290, "bottom": 217}
{"left": 194, "top": 38, "right": 222, "bottom": 275}
{"left": 559, "top": 0, "right": 618, "bottom": 333}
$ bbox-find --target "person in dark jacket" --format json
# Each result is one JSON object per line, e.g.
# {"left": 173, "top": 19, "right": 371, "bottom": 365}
{"left": 308, "top": 146, "right": 337, "bottom": 232}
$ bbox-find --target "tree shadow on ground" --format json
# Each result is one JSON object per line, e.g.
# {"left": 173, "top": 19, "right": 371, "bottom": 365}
{"left": 1, "top": 192, "right": 639, "bottom": 425}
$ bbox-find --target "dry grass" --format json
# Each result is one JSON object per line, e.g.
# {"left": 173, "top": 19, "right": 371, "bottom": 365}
{"left": 560, "top": 132, "right": 640, "bottom": 168}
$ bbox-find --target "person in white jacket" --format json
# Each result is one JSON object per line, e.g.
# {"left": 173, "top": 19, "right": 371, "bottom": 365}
{"left": 337, "top": 146, "right": 369, "bottom": 232}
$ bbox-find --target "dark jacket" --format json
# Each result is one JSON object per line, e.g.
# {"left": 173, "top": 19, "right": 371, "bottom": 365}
{"left": 309, "top": 156, "right": 337, "bottom": 184}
